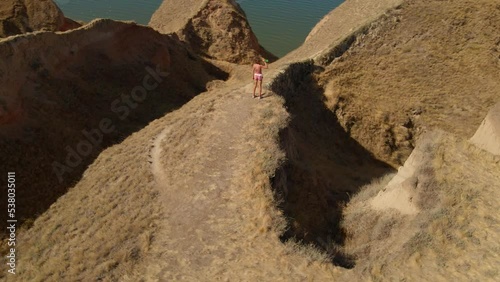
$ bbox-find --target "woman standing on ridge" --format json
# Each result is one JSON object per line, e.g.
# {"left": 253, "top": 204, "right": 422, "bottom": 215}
{"left": 252, "top": 57, "right": 268, "bottom": 99}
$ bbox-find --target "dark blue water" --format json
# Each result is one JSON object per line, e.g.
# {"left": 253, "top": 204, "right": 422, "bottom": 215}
{"left": 55, "top": 0, "right": 343, "bottom": 57}
{"left": 237, "top": 0, "right": 343, "bottom": 56}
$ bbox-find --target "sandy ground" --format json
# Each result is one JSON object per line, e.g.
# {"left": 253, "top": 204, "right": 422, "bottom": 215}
{"left": 471, "top": 102, "right": 500, "bottom": 155}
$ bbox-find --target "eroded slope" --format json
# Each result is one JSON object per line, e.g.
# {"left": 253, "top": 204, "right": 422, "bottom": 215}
{"left": 318, "top": 0, "right": 500, "bottom": 166}
{"left": 341, "top": 130, "right": 500, "bottom": 281}
{"left": 0, "top": 19, "right": 227, "bottom": 233}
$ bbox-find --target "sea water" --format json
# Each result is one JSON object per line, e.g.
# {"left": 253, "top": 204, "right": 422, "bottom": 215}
{"left": 237, "top": 0, "right": 343, "bottom": 57}
{"left": 55, "top": 0, "right": 343, "bottom": 57}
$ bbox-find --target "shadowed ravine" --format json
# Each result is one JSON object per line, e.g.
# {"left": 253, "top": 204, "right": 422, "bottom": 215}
{"left": 271, "top": 61, "right": 393, "bottom": 268}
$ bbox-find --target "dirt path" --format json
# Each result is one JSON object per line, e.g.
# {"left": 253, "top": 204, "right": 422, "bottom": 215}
{"left": 151, "top": 128, "right": 171, "bottom": 184}
{"left": 144, "top": 78, "right": 264, "bottom": 280}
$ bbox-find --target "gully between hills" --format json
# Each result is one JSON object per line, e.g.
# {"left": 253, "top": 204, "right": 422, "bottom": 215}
{"left": 269, "top": 61, "right": 394, "bottom": 268}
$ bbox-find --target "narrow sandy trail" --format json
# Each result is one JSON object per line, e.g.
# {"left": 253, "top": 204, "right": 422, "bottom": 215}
{"left": 144, "top": 76, "right": 265, "bottom": 280}
{"left": 151, "top": 128, "right": 171, "bottom": 184}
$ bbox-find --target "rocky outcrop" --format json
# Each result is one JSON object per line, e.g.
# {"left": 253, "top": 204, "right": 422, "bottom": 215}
{"left": 149, "top": 0, "right": 276, "bottom": 64}
{"left": 386, "top": 102, "right": 500, "bottom": 216}
{"left": 371, "top": 131, "right": 443, "bottom": 215}
{"left": 0, "top": 0, "right": 80, "bottom": 38}
{"left": 470, "top": 102, "right": 500, "bottom": 155}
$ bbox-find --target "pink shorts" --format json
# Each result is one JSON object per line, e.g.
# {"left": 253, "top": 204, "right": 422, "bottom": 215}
{"left": 254, "top": 73, "right": 263, "bottom": 81}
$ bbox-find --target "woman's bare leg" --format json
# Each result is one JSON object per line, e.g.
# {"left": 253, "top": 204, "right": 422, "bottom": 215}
{"left": 259, "top": 80, "right": 263, "bottom": 99}
{"left": 253, "top": 79, "right": 258, "bottom": 98}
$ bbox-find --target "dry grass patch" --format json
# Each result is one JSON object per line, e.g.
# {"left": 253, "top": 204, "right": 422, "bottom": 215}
{"left": 318, "top": 0, "right": 500, "bottom": 167}
{"left": 340, "top": 132, "right": 500, "bottom": 281}
{"left": 0, "top": 117, "right": 170, "bottom": 281}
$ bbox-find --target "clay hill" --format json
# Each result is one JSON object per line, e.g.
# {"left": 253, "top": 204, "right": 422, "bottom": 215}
{"left": 0, "top": 19, "right": 228, "bottom": 238}
{"left": 149, "top": 0, "right": 276, "bottom": 64}
{"left": 1, "top": 0, "right": 499, "bottom": 281}
{"left": 0, "top": 0, "right": 80, "bottom": 38}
